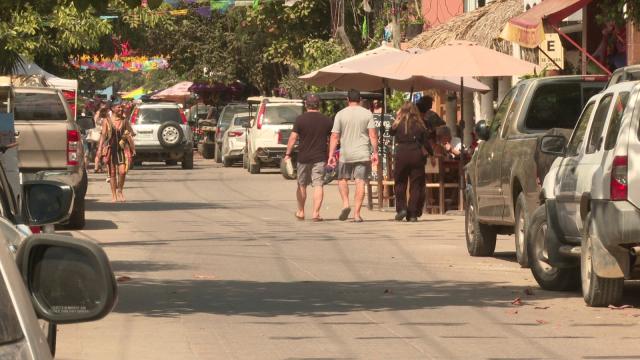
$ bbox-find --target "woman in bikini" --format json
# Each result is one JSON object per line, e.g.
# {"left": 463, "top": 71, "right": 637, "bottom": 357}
{"left": 97, "top": 103, "right": 135, "bottom": 202}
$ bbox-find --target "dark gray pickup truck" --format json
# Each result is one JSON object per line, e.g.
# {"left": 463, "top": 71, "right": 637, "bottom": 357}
{"left": 465, "top": 76, "right": 606, "bottom": 266}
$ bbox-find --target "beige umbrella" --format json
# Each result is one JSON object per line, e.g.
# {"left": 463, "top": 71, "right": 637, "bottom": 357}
{"left": 300, "top": 45, "right": 490, "bottom": 93}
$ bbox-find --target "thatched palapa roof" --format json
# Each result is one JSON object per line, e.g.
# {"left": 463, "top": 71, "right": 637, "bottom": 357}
{"left": 409, "top": 0, "right": 523, "bottom": 55}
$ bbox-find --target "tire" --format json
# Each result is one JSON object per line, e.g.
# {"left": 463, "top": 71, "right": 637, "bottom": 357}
{"left": 280, "top": 158, "right": 296, "bottom": 180}
{"left": 78, "top": 169, "right": 89, "bottom": 198}
{"left": 514, "top": 192, "right": 530, "bottom": 268}
{"left": 157, "top": 122, "right": 184, "bottom": 149}
{"left": 465, "top": 189, "right": 497, "bottom": 256}
{"left": 243, "top": 150, "right": 248, "bottom": 170}
{"left": 222, "top": 154, "right": 233, "bottom": 167}
{"left": 582, "top": 213, "right": 624, "bottom": 307}
{"left": 215, "top": 143, "right": 223, "bottom": 163}
{"left": 249, "top": 159, "right": 261, "bottom": 174}
{"left": 165, "top": 160, "right": 178, "bottom": 166}
{"left": 201, "top": 142, "right": 215, "bottom": 159}
{"left": 527, "top": 204, "right": 578, "bottom": 291}
{"left": 182, "top": 151, "right": 194, "bottom": 169}
{"left": 66, "top": 197, "right": 86, "bottom": 230}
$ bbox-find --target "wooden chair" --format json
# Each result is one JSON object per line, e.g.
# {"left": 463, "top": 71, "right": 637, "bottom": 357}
{"left": 424, "top": 157, "right": 464, "bottom": 215}
{"left": 367, "top": 179, "right": 395, "bottom": 210}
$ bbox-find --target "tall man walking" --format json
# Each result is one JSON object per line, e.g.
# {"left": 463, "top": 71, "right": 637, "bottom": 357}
{"left": 285, "top": 93, "right": 333, "bottom": 222}
{"left": 328, "top": 89, "right": 379, "bottom": 222}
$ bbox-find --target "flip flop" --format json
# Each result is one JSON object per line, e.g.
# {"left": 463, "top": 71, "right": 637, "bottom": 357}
{"left": 312, "top": 217, "right": 324, "bottom": 222}
{"left": 339, "top": 207, "right": 351, "bottom": 221}
{"left": 295, "top": 213, "right": 305, "bottom": 221}
{"left": 352, "top": 217, "right": 364, "bottom": 223}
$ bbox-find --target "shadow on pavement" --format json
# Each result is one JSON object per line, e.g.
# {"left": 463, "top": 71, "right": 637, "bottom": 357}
{"left": 86, "top": 200, "right": 225, "bottom": 212}
{"left": 113, "top": 279, "right": 590, "bottom": 318}
{"left": 111, "top": 260, "right": 189, "bottom": 273}
{"left": 83, "top": 219, "right": 119, "bottom": 230}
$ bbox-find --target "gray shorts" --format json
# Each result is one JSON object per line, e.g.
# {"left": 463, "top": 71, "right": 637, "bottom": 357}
{"left": 297, "top": 161, "right": 326, "bottom": 187}
{"left": 337, "top": 161, "right": 371, "bottom": 181}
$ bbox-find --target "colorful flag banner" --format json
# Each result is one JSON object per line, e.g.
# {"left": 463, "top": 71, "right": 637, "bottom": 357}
{"left": 70, "top": 55, "right": 170, "bottom": 72}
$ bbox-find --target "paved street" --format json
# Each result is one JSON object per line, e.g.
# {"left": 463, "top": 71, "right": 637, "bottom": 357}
{"left": 56, "top": 159, "right": 640, "bottom": 360}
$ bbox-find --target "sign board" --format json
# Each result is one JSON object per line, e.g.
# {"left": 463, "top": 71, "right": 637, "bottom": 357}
{"left": 538, "top": 33, "right": 565, "bottom": 70}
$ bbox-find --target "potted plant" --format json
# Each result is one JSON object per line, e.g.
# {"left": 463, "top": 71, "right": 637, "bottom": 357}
{"left": 404, "top": 0, "right": 424, "bottom": 39}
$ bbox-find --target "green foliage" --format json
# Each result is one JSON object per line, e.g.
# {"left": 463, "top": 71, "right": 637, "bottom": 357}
{"left": 596, "top": 0, "right": 639, "bottom": 25}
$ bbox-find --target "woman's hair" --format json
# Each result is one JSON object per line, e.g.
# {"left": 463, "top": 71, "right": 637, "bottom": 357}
{"left": 393, "top": 101, "right": 425, "bottom": 133}
{"left": 99, "top": 108, "right": 109, "bottom": 118}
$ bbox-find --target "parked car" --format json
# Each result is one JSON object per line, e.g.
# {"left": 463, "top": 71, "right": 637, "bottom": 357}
{"left": 244, "top": 97, "right": 303, "bottom": 174}
{"left": 214, "top": 103, "right": 248, "bottom": 162}
{"left": 129, "top": 102, "right": 194, "bottom": 169}
{"left": 528, "top": 80, "right": 640, "bottom": 307}
{"left": 606, "top": 64, "right": 640, "bottom": 88}
{"left": 221, "top": 113, "right": 251, "bottom": 167}
{"left": 0, "top": 156, "right": 117, "bottom": 358}
{"left": 13, "top": 87, "right": 88, "bottom": 229}
{"left": 465, "top": 76, "right": 606, "bottom": 267}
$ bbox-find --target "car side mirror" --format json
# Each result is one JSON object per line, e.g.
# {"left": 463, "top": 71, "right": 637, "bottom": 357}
{"left": 475, "top": 120, "right": 491, "bottom": 141}
{"left": 22, "top": 181, "right": 74, "bottom": 226}
{"left": 76, "top": 116, "right": 95, "bottom": 131}
{"left": 540, "top": 135, "right": 567, "bottom": 156}
{"left": 16, "top": 234, "right": 117, "bottom": 324}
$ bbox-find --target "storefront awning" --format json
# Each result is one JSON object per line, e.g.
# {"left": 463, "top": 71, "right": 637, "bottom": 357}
{"left": 500, "top": 0, "right": 592, "bottom": 48}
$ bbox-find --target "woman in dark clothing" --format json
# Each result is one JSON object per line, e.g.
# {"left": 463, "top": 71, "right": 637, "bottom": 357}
{"left": 97, "top": 103, "right": 135, "bottom": 202}
{"left": 390, "top": 102, "right": 430, "bottom": 222}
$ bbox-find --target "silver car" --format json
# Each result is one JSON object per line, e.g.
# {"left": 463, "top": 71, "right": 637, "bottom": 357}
{"left": 130, "top": 102, "right": 194, "bottom": 169}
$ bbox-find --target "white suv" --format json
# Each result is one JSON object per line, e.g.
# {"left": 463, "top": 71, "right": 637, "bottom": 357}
{"left": 130, "top": 102, "right": 194, "bottom": 169}
{"left": 244, "top": 97, "right": 303, "bottom": 174}
{"left": 528, "top": 80, "right": 640, "bottom": 306}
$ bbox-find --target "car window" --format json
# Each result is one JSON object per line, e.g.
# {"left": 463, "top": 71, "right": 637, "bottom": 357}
{"left": 586, "top": 94, "right": 613, "bottom": 154}
{"left": 525, "top": 83, "right": 582, "bottom": 130}
{"left": 137, "top": 107, "right": 181, "bottom": 125}
{"left": 604, "top": 92, "right": 630, "bottom": 150}
{"left": 501, "top": 84, "right": 527, "bottom": 137}
{"left": 220, "top": 106, "right": 248, "bottom": 128}
{"left": 233, "top": 116, "right": 251, "bottom": 126}
{"left": 14, "top": 92, "right": 67, "bottom": 121}
{"left": 489, "top": 86, "right": 517, "bottom": 135}
{"left": 566, "top": 101, "right": 595, "bottom": 156}
{"left": 0, "top": 268, "right": 24, "bottom": 346}
{"left": 262, "top": 105, "right": 303, "bottom": 125}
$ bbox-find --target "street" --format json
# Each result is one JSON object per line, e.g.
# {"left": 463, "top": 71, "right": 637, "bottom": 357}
{"left": 51, "top": 158, "right": 640, "bottom": 360}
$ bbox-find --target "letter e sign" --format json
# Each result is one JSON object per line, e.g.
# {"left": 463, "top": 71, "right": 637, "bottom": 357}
{"left": 538, "top": 33, "right": 564, "bottom": 70}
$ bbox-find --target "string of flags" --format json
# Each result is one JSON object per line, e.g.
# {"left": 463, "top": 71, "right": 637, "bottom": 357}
{"left": 69, "top": 55, "right": 170, "bottom": 72}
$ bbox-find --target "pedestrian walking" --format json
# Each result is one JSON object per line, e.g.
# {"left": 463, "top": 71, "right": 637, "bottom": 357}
{"left": 328, "top": 89, "right": 379, "bottom": 222}
{"left": 284, "top": 93, "right": 334, "bottom": 222}
{"left": 391, "top": 102, "right": 431, "bottom": 222}
{"left": 97, "top": 102, "right": 135, "bottom": 203}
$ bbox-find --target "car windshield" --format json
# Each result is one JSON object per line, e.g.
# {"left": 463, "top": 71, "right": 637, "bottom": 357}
{"left": 262, "top": 105, "right": 303, "bottom": 125}
{"left": 14, "top": 92, "right": 67, "bottom": 121}
{"left": 138, "top": 107, "right": 181, "bottom": 124}
{"left": 220, "top": 105, "right": 249, "bottom": 128}
{"left": 0, "top": 268, "right": 24, "bottom": 346}
{"left": 233, "top": 116, "right": 251, "bottom": 126}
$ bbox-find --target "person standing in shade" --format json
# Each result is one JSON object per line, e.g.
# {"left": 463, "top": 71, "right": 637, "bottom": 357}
{"left": 328, "top": 89, "right": 379, "bottom": 222}
{"left": 390, "top": 102, "right": 430, "bottom": 222}
{"left": 416, "top": 95, "right": 445, "bottom": 139}
{"left": 284, "top": 94, "right": 333, "bottom": 222}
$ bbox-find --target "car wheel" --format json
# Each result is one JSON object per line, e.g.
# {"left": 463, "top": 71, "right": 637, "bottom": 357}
{"left": 165, "top": 160, "right": 178, "bottom": 166}
{"left": 78, "top": 169, "right": 89, "bottom": 198}
{"left": 249, "top": 159, "right": 261, "bottom": 174}
{"left": 182, "top": 151, "right": 194, "bottom": 170}
{"left": 514, "top": 192, "right": 530, "bottom": 268}
{"left": 222, "top": 154, "right": 233, "bottom": 167}
{"left": 157, "top": 122, "right": 184, "bottom": 148}
{"left": 465, "top": 189, "right": 497, "bottom": 256}
{"left": 527, "top": 204, "right": 578, "bottom": 291}
{"left": 66, "top": 197, "right": 86, "bottom": 230}
{"left": 582, "top": 212, "right": 624, "bottom": 307}
{"left": 201, "top": 142, "right": 215, "bottom": 159}
{"left": 215, "top": 144, "right": 223, "bottom": 163}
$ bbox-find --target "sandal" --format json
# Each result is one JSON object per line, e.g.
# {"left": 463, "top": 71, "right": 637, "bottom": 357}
{"left": 352, "top": 217, "right": 364, "bottom": 223}
{"left": 339, "top": 207, "right": 351, "bottom": 221}
{"left": 312, "top": 217, "right": 324, "bottom": 222}
{"left": 294, "top": 213, "right": 305, "bottom": 221}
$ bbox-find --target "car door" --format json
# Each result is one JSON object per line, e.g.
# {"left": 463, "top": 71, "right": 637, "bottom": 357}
{"left": 475, "top": 86, "right": 518, "bottom": 221}
{"left": 556, "top": 95, "right": 610, "bottom": 240}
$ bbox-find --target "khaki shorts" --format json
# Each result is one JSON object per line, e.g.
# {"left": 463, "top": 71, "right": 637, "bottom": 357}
{"left": 337, "top": 161, "right": 371, "bottom": 181}
{"left": 297, "top": 161, "right": 326, "bottom": 187}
